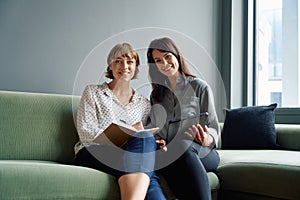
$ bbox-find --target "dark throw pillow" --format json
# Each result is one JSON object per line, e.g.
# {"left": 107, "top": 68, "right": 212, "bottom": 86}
{"left": 221, "top": 103, "right": 279, "bottom": 149}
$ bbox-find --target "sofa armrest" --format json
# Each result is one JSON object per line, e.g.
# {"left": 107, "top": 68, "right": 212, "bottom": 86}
{"left": 275, "top": 124, "right": 300, "bottom": 151}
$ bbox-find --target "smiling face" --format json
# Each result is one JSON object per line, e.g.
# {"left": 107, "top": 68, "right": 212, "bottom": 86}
{"left": 109, "top": 54, "right": 137, "bottom": 81}
{"left": 106, "top": 43, "right": 140, "bottom": 80}
{"left": 152, "top": 49, "right": 180, "bottom": 79}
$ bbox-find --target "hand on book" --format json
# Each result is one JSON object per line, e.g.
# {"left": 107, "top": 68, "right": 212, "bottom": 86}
{"left": 132, "top": 121, "right": 144, "bottom": 131}
{"left": 156, "top": 139, "right": 167, "bottom": 152}
{"left": 93, "top": 121, "right": 159, "bottom": 147}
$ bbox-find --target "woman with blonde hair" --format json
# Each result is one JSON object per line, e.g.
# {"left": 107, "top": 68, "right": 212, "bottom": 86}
{"left": 75, "top": 42, "right": 166, "bottom": 200}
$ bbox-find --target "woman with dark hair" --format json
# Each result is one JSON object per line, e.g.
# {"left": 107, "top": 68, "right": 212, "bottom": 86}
{"left": 147, "top": 37, "right": 220, "bottom": 200}
{"left": 75, "top": 42, "right": 166, "bottom": 200}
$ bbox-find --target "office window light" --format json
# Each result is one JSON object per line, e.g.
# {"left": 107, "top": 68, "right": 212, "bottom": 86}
{"left": 256, "top": 0, "right": 300, "bottom": 108}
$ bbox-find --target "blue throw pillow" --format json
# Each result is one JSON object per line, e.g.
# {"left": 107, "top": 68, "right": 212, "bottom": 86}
{"left": 221, "top": 103, "right": 279, "bottom": 149}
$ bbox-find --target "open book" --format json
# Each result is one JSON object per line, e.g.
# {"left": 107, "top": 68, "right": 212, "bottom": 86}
{"left": 93, "top": 122, "right": 159, "bottom": 147}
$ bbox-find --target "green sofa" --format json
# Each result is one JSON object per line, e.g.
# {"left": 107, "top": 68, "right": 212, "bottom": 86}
{"left": 0, "top": 90, "right": 299, "bottom": 200}
{"left": 216, "top": 123, "right": 300, "bottom": 200}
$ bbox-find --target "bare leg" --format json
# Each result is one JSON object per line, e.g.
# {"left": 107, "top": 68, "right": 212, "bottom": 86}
{"left": 118, "top": 172, "right": 150, "bottom": 200}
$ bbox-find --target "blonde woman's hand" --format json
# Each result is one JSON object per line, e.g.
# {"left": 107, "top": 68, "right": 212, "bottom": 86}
{"left": 132, "top": 121, "right": 144, "bottom": 131}
{"left": 156, "top": 139, "right": 167, "bottom": 151}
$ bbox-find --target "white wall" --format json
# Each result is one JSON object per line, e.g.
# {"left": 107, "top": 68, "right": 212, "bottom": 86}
{"left": 0, "top": 0, "right": 221, "bottom": 95}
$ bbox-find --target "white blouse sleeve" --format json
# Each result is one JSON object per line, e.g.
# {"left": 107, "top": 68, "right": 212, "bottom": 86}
{"left": 76, "top": 85, "right": 104, "bottom": 143}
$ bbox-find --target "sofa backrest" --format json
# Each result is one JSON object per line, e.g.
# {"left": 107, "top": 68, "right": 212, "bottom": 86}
{"left": 0, "top": 91, "right": 80, "bottom": 164}
{"left": 1, "top": 90, "right": 299, "bottom": 164}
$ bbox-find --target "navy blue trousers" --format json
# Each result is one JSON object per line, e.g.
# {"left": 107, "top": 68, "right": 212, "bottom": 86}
{"left": 158, "top": 140, "right": 220, "bottom": 200}
{"left": 74, "top": 131, "right": 166, "bottom": 200}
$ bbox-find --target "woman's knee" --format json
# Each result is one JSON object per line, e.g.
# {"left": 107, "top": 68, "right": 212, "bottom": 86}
{"left": 133, "top": 131, "right": 155, "bottom": 140}
{"left": 201, "top": 149, "right": 220, "bottom": 172}
{"left": 126, "top": 131, "right": 156, "bottom": 152}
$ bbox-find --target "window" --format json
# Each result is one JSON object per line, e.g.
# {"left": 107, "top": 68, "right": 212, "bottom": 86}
{"left": 270, "top": 92, "right": 282, "bottom": 107}
{"left": 256, "top": 0, "right": 300, "bottom": 108}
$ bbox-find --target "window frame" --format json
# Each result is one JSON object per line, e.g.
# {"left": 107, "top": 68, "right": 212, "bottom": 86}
{"left": 251, "top": 0, "right": 300, "bottom": 124}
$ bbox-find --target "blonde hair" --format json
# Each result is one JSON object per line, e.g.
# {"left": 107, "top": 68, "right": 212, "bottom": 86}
{"left": 105, "top": 43, "right": 140, "bottom": 79}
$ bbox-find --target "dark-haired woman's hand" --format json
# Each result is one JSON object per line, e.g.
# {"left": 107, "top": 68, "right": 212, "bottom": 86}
{"left": 184, "top": 124, "right": 213, "bottom": 147}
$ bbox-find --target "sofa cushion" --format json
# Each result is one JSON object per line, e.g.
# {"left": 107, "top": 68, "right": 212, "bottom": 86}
{"left": 0, "top": 160, "right": 220, "bottom": 200}
{"left": 0, "top": 160, "right": 120, "bottom": 200}
{"left": 221, "top": 103, "right": 279, "bottom": 149}
{"left": 217, "top": 150, "right": 300, "bottom": 200}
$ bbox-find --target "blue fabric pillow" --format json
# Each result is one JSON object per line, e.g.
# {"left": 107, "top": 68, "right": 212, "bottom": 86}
{"left": 221, "top": 103, "right": 279, "bottom": 149}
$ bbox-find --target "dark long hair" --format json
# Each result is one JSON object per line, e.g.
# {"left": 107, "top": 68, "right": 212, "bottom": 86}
{"left": 147, "top": 37, "right": 196, "bottom": 99}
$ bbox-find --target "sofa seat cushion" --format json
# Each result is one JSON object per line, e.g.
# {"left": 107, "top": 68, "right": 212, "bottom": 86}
{"left": 216, "top": 150, "right": 300, "bottom": 200}
{"left": 0, "top": 160, "right": 120, "bottom": 200}
{"left": 0, "top": 160, "right": 220, "bottom": 200}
